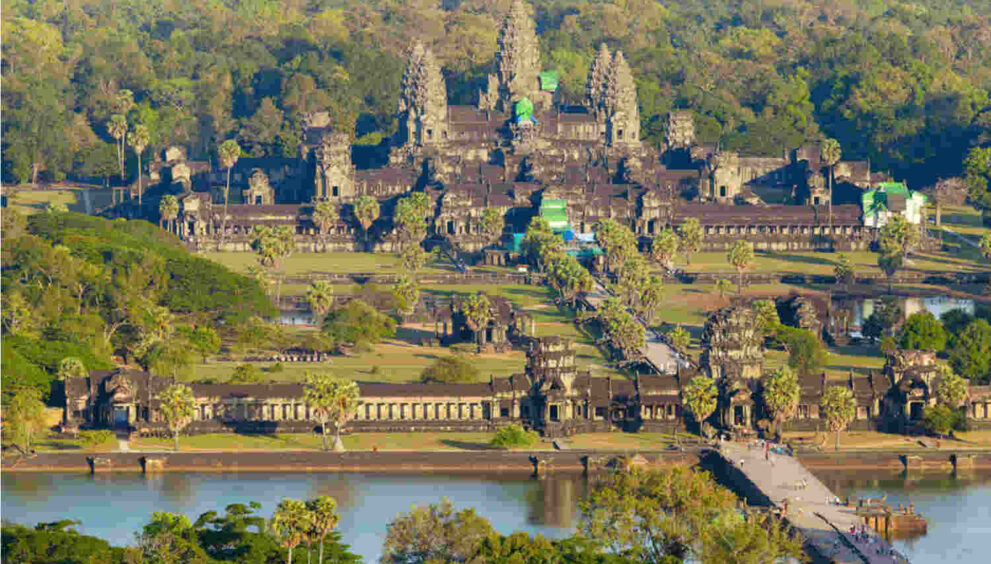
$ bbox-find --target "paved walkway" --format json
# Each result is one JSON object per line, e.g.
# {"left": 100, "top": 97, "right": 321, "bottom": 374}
{"left": 583, "top": 281, "right": 684, "bottom": 374}
{"left": 718, "top": 442, "right": 908, "bottom": 563}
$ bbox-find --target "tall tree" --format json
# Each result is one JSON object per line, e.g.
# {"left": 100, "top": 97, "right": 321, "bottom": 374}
{"left": 57, "top": 357, "right": 88, "bottom": 381}
{"left": 678, "top": 218, "right": 704, "bottom": 265}
{"left": 935, "top": 365, "right": 969, "bottom": 408}
{"left": 833, "top": 253, "right": 855, "bottom": 290}
{"left": 400, "top": 244, "right": 431, "bottom": 275}
{"left": 980, "top": 232, "right": 991, "bottom": 261}
{"left": 547, "top": 254, "right": 593, "bottom": 306}
{"left": 762, "top": 367, "right": 800, "bottom": 437}
{"left": 313, "top": 200, "right": 339, "bottom": 238}
{"left": 353, "top": 195, "right": 380, "bottom": 251}
{"left": 522, "top": 216, "right": 562, "bottom": 272}
{"left": 948, "top": 319, "right": 991, "bottom": 382}
{"left": 108, "top": 114, "right": 128, "bottom": 190}
{"left": 650, "top": 227, "right": 679, "bottom": 270}
{"left": 682, "top": 376, "right": 718, "bottom": 433}
{"left": 305, "top": 282, "right": 335, "bottom": 326}
{"left": 899, "top": 311, "right": 947, "bottom": 351}
{"left": 478, "top": 208, "right": 505, "bottom": 244}
{"left": 820, "top": 138, "right": 841, "bottom": 225}
{"left": 129, "top": 124, "right": 150, "bottom": 206}
{"left": 391, "top": 275, "right": 420, "bottom": 320}
{"left": 820, "top": 386, "right": 856, "bottom": 451}
{"left": 159, "top": 194, "right": 180, "bottom": 233}
{"left": 459, "top": 293, "right": 492, "bottom": 351}
{"left": 382, "top": 499, "right": 494, "bottom": 564}
{"left": 157, "top": 383, "right": 196, "bottom": 451}
{"left": 272, "top": 499, "right": 311, "bottom": 564}
{"left": 3, "top": 387, "right": 47, "bottom": 455}
{"left": 304, "top": 372, "right": 361, "bottom": 452}
{"left": 217, "top": 139, "right": 242, "bottom": 251}
{"left": 667, "top": 325, "right": 691, "bottom": 355}
{"left": 727, "top": 240, "right": 755, "bottom": 294}
{"left": 307, "top": 497, "right": 341, "bottom": 564}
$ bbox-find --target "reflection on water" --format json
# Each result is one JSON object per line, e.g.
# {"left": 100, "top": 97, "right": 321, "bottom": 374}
{"left": 834, "top": 296, "right": 975, "bottom": 328}
{"left": 1, "top": 472, "right": 586, "bottom": 562}
{"left": 812, "top": 469, "right": 991, "bottom": 564}
{"left": 3, "top": 469, "right": 987, "bottom": 563}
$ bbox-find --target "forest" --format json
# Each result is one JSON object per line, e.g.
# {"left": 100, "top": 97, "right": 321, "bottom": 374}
{"left": 2, "top": 0, "right": 990, "bottom": 189}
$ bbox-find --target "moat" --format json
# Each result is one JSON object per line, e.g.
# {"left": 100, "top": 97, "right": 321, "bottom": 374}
{"left": 2, "top": 469, "right": 989, "bottom": 563}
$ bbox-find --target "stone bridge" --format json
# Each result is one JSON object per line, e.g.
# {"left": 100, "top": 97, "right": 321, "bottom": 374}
{"left": 706, "top": 442, "right": 908, "bottom": 563}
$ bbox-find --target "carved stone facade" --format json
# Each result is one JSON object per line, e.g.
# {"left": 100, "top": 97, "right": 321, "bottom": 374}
{"left": 138, "top": 0, "right": 883, "bottom": 257}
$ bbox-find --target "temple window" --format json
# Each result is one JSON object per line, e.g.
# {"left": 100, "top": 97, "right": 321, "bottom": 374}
{"left": 500, "top": 407, "right": 510, "bottom": 418}
{"left": 332, "top": 186, "right": 339, "bottom": 197}
{"left": 595, "top": 407, "right": 605, "bottom": 419}
{"left": 549, "top": 405, "right": 560, "bottom": 421}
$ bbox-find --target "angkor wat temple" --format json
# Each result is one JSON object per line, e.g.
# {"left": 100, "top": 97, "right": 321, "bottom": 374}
{"left": 63, "top": 323, "right": 991, "bottom": 440}
{"left": 130, "top": 0, "right": 884, "bottom": 257}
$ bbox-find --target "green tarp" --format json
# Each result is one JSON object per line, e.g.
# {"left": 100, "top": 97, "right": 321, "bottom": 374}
{"left": 539, "top": 71, "right": 558, "bottom": 92}
{"left": 540, "top": 199, "right": 569, "bottom": 232}
{"left": 514, "top": 97, "right": 534, "bottom": 121}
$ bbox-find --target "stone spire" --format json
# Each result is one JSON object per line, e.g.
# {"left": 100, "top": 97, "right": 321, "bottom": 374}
{"left": 495, "top": 0, "right": 541, "bottom": 111}
{"left": 396, "top": 40, "right": 448, "bottom": 146}
{"left": 585, "top": 43, "right": 611, "bottom": 116}
{"left": 604, "top": 50, "right": 639, "bottom": 146}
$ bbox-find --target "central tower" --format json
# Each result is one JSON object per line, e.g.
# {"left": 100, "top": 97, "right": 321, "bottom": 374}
{"left": 494, "top": 0, "right": 544, "bottom": 112}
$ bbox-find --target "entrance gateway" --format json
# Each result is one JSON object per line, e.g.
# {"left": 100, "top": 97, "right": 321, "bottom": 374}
{"left": 113, "top": 406, "right": 128, "bottom": 427}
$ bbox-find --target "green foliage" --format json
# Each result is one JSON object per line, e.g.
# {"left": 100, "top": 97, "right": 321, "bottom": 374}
{"left": 593, "top": 219, "right": 638, "bottom": 274}
{"left": 400, "top": 245, "right": 431, "bottom": 275}
{"left": 923, "top": 403, "right": 964, "bottom": 437}
{"left": 667, "top": 325, "right": 691, "bottom": 354}
{"left": 594, "top": 298, "right": 645, "bottom": 363}
{"left": 821, "top": 386, "right": 857, "bottom": 450}
{"left": 899, "top": 311, "right": 947, "bottom": 351}
{"left": 2, "top": 523, "right": 136, "bottom": 563}
{"left": 304, "top": 372, "right": 361, "bottom": 450}
{"left": 948, "top": 319, "right": 991, "bottom": 383}
{"left": 157, "top": 384, "right": 196, "bottom": 450}
{"left": 834, "top": 253, "right": 855, "bottom": 287}
{"left": 382, "top": 499, "right": 495, "bottom": 564}
{"left": 777, "top": 326, "right": 828, "bottom": 377}
{"left": 714, "top": 279, "right": 732, "bottom": 298}
{"left": 965, "top": 147, "right": 991, "bottom": 213}
{"left": 935, "top": 366, "right": 969, "bottom": 407}
{"left": 522, "top": 216, "right": 562, "bottom": 272}
{"left": 391, "top": 275, "right": 420, "bottom": 318}
{"left": 579, "top": 467, "right": 801, "bottom": 563}
{"left": 79, "top": 429, "right": 115, "bottom": 447}
{"left": 546, "top": 254, "right": 594, "bottom": 305}
{"left": 727, "top": 240, "right": 755, "bottom": 293}
{"left": 250, "top": 225, "right": 296, "bottom": 269}
{"left": 459, "top": 293, "right": 493, "bottom": 340}
{"left": 478, "top": 208, "right": 506, "bottom": 241}
{"left": 420, "top": 354, "right": 481, "bottom": 384}
{"left": 306, "top": 281, "right": 336, "bottom": 322}
{"left": 490, "top": 424, "right": 539, "bottom": 448}
{"left": 650, "top": 227, "right": 679, "bottom": 266}
{"left": 2, "top": 386, "right": 48, "bottom": 453}
{"left": 322, "top": 299, "right": 396, "bottom": 351}
{"left": 751, "top": 299, "right": 780, "bottom": 336}
{"left": 231, "top": 364, "right": 263, "bottom": 383}
{"left": 678, "top": 218, "right": 704, "bottom": 265}
{"left": 762, "top": 367, "right": 800, "bottom": 430}
{"left": 682, "top": 376, "right": 718, "bottom": 427}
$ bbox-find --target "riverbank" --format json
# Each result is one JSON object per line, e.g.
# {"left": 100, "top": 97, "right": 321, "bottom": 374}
{"left": 5, "top": 447, "right": 991, "bottom": 474}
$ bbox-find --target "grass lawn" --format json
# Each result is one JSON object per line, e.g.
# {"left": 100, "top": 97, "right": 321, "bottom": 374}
{"left": 34, "top": 431, "right": 701, "bottom": 453}
{"left": 5, "top": 186, "right": 113, "bottom": 215}
{"left": 783, "top": 430, "right": 991, "bottom": 451}
{"left": 190, "top": 339, "right": 528, "bottom": 384}
{"left": 938, "top": 204, "right": 988, "bottom": 237}
{"left": 201, "top": 251, "right": 455, "bottom": 276}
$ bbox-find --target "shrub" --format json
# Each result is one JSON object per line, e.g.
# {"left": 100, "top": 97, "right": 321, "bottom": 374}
{"left": 79, "top": 430, "right": 114, "bottom": 447}
{"left": 230, "top": 364, "right": 262, "bottom": 383}
{"left": 420, "top": 355, "right": 480, "bottom": 384}
{"left": 490, "top": 424, "right": 538, "bottom": 448}
{"left": 267, "top": 362, "right": 284, "bottom": 373}
{"left": 923, "top": 404, "right": 966, "bottom": 437}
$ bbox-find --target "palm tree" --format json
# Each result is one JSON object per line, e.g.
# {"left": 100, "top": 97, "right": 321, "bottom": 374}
{"left": 57, "top": 357, "right": 88, "bottom": 381}
{"left": 108, "top": 114, "right": 128, "bottom": 200}
{"left": 727, "top": 240, "right": 755, "bottom": 294}
{"left": 821, "top": 386, "right": 856, "bottom": 451}
{"left": 821, "top": 138, "right": 841, "bottom": 227}
{"left": 459, "top": 293, "right": 492, "bottom": 351}
{"left": 129, "top": 124, "right": 150, "bottom": 206}
{"left": 305, "top": 281, "right": 335, "bottom": 325}
{"left": 306, "top": 497, "right": 340, "bottom": 564}
{"left": 272, "top": 499, "right": 311, "bottom": 564}
{"left": 353, "top": 195, "right": 380, "bottom": 251}
{"left": 159, "top": 194, "right": 179, "bottom": 233}
{"left": 157, "top": 383, "right": 196, "bottom": 451}
{"left": 312, "top": 200, "right": 339, "bottom": 241}
{"left": 218, "top": 139, "right": 242, "bottom": 249}
{"left": 304, "top": 372, "right": 361, "bottom": 451}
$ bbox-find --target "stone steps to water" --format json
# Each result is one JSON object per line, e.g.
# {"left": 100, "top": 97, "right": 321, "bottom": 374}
{"left": 716, "top": 442, "right": 908, "bottom": 563}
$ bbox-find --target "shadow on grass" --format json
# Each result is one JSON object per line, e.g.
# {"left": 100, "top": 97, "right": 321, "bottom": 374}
{"left": 395, "top": 326, "right": 435, "bottom": 344}
{"left": 440, "top": 439, "right": 498, "bottom": 451}
{"left": 36, "top": 442, "right": 84, "bottom": 451}
{"left": 762, "top": 251, "right": 836, "bottom": 268}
